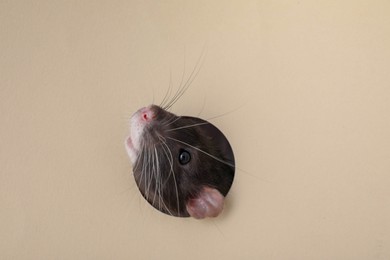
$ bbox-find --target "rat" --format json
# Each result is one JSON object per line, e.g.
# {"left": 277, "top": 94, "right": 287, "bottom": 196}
{"left": 125, "top": 104, "right": 235, "bottom": 219}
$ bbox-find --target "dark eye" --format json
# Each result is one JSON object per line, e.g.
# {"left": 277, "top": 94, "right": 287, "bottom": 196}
{"left": 179, "top": 149, "right": 191, "bottom": 165}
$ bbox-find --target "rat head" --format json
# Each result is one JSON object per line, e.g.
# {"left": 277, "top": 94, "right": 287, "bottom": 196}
{"left": 125, "top": 105, "right": 235, "bottom": 219}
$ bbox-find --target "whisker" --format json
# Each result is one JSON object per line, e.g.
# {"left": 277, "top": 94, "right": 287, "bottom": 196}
{"left": 166, "top": 136, "right": 235, "bottom": 168}
{"left": 164, "top": 44, "right": 208, "bottom": 110}
{"left": 145, "top": 146, "right": 155, "bottom": 202}
{"left": 157, "top": 136, "right": 173, "bottom": 183}
{"left": 196, "top": 94, "right": 207, "bottom": 117}
{"left": 145, "top": 141, "right": 155, "bottom": 203}
{"left": 153, "top": 147, "right": 161, "bottom": 212}
{"left": 145, "top": 144, "right": 153, "bottom": 201}
{"left": 132, "top": 142, "right": 143, "bottom": 172}
{"left": 177, "top": 46, "right": 187, "bottom": 100}
{"left": 160, "top": 196, "right": 174, "bottom": 216}
{"left": 160, "top": 68, "right": 173, "bottom": 108}
{"left": 205, "top": 104, "right": 246, "bottom": 122}
{"left": 163, "top": 47, "right": 187, "bottom": 110}
{"left": 166, "top": 122, "right": 210, "bottom": 132}
{"left": 163, "top": 115, "right": 182, "bottom": 127}
{"left": 137, "top": 144, "right": 146, "bottom": 189}
{"left": 158, "top": 135, "right": 180, "bottom": 216}
{"left": 160, "top": 113, "right": 178, "bottom": 125}
{"left": 151, "top": 84, "right": 156, "bottom": 105}
{"left": 163, "top": 118, "right": 181, "bottom": 128}
{"left": 167, "top": 137, "right": 262, "bottom": 180}
{"left": 154, "top": 145, "right": 175, "bottom": 216}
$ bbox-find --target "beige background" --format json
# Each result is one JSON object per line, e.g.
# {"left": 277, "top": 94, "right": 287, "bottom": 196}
{"left": 1, "top": 1, "right": 390, "bottom": 259}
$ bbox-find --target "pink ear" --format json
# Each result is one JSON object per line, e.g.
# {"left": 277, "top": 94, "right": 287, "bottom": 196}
{"left": 186, "top": 187, "right": 225, "bottom": 219}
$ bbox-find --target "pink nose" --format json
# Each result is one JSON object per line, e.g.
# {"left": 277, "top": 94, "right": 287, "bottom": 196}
{"left": 140, "top": 107, "right": 155, "bottom": 121}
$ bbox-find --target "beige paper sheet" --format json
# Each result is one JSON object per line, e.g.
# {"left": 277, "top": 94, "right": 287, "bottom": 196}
{"left": 1, "top": 1, "right": 390, "bottom": 259}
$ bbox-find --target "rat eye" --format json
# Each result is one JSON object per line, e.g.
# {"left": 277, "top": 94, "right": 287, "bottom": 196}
{"left": 179, "top": 149, "right": 191, "bottom": 165}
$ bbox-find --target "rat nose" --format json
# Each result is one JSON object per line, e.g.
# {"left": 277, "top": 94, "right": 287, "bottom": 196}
{"left": 140, "top": 107, "right": 155, "bottom": 122}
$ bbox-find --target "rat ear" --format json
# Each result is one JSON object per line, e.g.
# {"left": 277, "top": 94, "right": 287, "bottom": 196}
{"left": 186, "top": 187, "right": 225, "bottom": 219}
